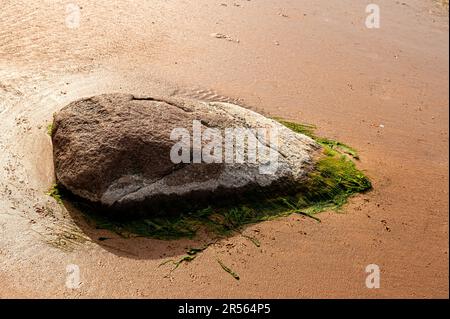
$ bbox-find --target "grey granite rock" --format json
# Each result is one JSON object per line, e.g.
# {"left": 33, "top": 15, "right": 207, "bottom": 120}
{"left": 51, "top": 93, "right": 320, "bottom": 215}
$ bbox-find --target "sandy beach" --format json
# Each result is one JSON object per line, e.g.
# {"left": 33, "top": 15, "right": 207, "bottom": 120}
{"left": 0, "top": 0, "right": 448, "bottom": 298}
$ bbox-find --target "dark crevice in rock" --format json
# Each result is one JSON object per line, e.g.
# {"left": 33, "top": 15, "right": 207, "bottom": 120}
{"left": 131, "top": 95, "right": 194, "bottom": 113}
{"left": 114, "top": 162, "right": 189, "bottom": 205}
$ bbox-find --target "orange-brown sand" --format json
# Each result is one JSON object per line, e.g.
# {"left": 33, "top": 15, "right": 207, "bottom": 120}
{"left": 0, "top": 0, "right": 448, "bottom": 298}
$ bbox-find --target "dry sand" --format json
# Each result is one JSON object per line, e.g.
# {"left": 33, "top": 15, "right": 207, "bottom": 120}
{"left": 0, "top": 0, "right": 448, "bottom": 298}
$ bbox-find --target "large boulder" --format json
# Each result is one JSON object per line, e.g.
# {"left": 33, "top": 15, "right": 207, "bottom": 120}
{"left": 51, "top": 94, "right": 321, "bottom": 215}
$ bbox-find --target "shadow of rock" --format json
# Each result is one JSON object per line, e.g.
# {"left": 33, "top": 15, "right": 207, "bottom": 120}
{"left": 62, "top": 199, "right": 228, "bottom": 260}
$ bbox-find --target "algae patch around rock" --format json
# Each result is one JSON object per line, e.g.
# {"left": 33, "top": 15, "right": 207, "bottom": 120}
{"left": 46, "top": 183, "right": 63, "bottom": 204}
{"left": 275, "top": 119, "right": 360, "bottom": 159}
{"left": 49, "top": 119, "right": 372, "bottom": 240}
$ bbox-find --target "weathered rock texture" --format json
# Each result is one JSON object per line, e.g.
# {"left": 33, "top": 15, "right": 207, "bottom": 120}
{"left": 52, "top": 94, "right": 321, "bottom": 215}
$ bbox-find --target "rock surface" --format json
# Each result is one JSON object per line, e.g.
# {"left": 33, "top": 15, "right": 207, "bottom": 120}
{"left": 51, "top": 94, "right": 320, "bottom": 215}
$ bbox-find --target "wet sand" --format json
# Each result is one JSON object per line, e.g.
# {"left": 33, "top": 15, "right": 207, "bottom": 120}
{"left": 0, "top": 0, "right": 448, "bottom": 298}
